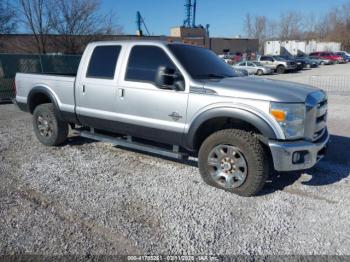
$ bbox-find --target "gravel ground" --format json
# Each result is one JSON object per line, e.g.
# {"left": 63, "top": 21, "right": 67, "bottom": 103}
{"left": 1, "top": 66, "right": 350, "bottom": 256}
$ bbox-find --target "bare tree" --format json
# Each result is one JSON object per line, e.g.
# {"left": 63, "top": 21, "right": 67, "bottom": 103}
{"left": 0, "top": 0, "right": 17, "bottom": 33}
{"left": 279, "top": 11, "right": 302, "bottom": 40}
{"left": 266, "top": 20, "right": 278, "bottom": 40}
{"left": 244, "top": 13, "right": 267, "bottom": 51}
{"left": 50, "top": 0, "right": 123, "bottom": 54}
{"left": 244, "top": 3, "right": 350, "bottom": 51}
{"left": 18, "top": 0, "right": 53, "bottom": 54}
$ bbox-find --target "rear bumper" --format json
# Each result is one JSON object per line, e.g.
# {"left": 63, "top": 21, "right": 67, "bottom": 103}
{"left": 268, "top": 130, "right": 330, "bottom": 172}
{"left": 13, "top": 99, "right": 29, "bottom": 112}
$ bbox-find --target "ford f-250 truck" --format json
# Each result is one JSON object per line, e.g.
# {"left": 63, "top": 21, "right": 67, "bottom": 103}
{"left": 15, "top": 41, "right": 329, "bottom": 196}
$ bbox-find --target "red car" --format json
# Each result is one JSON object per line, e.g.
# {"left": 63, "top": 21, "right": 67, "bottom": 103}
{"left": 309, "top": 51, "right": 345, "bottom": 64}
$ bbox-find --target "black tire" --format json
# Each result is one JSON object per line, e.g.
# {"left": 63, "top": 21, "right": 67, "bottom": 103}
{"left": 256, "top": 69, "right": 264, "bottom": 76}
{"left": 276, "top": 65, "right": 285, "bottom": 74}
{"left": 33, "top": 103, "right": 68, "bottom": 146}
{"left": 198, "top": 129, "right": 269, "bottom": 197}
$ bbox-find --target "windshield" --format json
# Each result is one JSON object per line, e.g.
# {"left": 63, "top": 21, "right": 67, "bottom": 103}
{"left": 168, "top": 44, "right": 236, "bottom": 79}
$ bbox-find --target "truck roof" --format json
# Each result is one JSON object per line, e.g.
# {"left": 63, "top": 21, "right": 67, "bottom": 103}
{"left": 87, "top": 40, "right": 189, "bottom": 48}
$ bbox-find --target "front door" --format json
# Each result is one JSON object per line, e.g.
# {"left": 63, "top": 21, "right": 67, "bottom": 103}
{"left": 116, "top": 45, "right": 189, "bottom": 145}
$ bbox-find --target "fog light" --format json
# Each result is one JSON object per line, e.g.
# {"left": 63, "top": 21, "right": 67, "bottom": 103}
{"left": 292, "top": 151, "right": 308, "bottom": 164}
{"left": 293, "top": 152, "right": 301, "bottom": 163}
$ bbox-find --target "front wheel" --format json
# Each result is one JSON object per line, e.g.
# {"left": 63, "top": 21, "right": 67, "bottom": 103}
{"left": 198, "top": 129, "right": 269, "bottom": 197}
{"left": 256, "top": 69, "right": 264, "bottom": 76}
{"left": 276, "top": 65, "right": 286, "bottom": 74}
{"left": 33, "top": 103, "right": 68, "bottom": 146}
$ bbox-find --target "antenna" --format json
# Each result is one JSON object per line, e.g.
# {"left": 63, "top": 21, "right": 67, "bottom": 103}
{"left": 192, "top": 0, "right": 197, "bottom": 27}
{"left": 183, "top": 0, "right": 192, "bottom": 28}
{"left": 136, "top": 11, "right": 150, "bottom": 36}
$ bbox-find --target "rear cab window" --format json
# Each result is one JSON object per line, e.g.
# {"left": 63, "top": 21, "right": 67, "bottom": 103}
{"left": 86, "top": 45, "right": 122, "bottom": 79}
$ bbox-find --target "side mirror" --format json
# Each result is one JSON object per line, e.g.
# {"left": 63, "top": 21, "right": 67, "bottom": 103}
{"left": 155, "top": 66, "right": 182, "bottom": 90}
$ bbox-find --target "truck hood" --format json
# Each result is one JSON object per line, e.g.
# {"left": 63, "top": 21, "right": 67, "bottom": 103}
{"left": 201, "top": 76, "right": 318, "bottom": 103}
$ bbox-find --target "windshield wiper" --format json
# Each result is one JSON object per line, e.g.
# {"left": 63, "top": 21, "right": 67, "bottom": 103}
{"left": 194, "top": 73, "right": 233, "bottom": 79}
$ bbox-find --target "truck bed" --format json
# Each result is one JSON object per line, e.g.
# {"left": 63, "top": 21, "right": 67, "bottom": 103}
{"left": 15, "top": 73, "right": 76, "bottom": 113}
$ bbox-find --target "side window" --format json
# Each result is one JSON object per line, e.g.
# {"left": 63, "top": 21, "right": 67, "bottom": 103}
{"left": 86, "top": 45, "right": 121, "bottom": 79}
{"left": 247, "top": 62, "right": 254, "bottom": 66}
{"left": 125, "top": 46, "right": 176, "bottom": 83}
{"left": 261, "top": 56, "right": 273, "bottom": 62}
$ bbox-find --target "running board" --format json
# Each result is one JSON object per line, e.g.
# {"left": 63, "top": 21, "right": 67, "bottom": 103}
{"left": 79, "top": 129, "right": 189, "bottom": 160}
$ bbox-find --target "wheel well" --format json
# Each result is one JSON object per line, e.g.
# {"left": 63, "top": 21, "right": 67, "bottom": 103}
{"left": 193, "top": 117, "right": 262, "bottom": 151}
{"left": 29, "top": 92, "right": 52, "bottom": 113}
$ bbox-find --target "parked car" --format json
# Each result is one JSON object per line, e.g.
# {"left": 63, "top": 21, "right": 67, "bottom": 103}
{"left": 277, "top": 55, "right": 305, "bottom": 71}
{"left": 258, "top": 55, "right": 297, "bottom": 74}
{"left": 284, "top": 56, "right": 320, "bottom": 69}
{"left": 307, "top": 55, "right": 333, "bottom": 65}
{"left": 309, "top": 51, "right": 345, "bottom": 64}
{"left": 233, "top": 61, "right": 273, "bottom": 76}
{"left": 15, "top": 41, "right": 329, "bottom": 197}
{"left": 335, "top": 51, "right": 350, "bottom": 62}
{"left": 295, "top": 56, "right": 319, "bottom": 68}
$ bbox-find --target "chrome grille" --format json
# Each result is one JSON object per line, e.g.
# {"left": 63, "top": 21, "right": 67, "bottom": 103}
{"left": 304, "top": 91, "right": 328, "bottom": 142}
{"left": 313, "top": 99, "right": 327, "bottom": 141}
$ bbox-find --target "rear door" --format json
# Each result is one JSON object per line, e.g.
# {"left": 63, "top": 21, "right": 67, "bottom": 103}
{"left": 260, "top": 56, "right": 275, "bottom": 69}
{"left": 75, "top": 44, "right": 122, "bottom": 128}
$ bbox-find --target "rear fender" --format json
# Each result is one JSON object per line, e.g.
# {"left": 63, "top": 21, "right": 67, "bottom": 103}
{"left": 27, "top": 86, "right": 64, "bottom": 120}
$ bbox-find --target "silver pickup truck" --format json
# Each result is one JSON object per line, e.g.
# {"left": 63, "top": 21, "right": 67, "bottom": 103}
{"left": 15, "top": 41, "right": 329, "bottom": 196}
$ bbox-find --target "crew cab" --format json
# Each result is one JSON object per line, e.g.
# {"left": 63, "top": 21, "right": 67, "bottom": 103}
{"left": 258, "top": 55, "right": 297, "bottom": 74}
{"left": 15, "top": 41, "right": 329, "bottom": 197}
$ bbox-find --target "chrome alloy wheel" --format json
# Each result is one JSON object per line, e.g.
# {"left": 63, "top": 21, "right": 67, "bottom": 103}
{"left": 207, "top": 145, "right": 248, "bottom": 189}
{"left": 37, "top": 114, "right": 53, "bottom": 138}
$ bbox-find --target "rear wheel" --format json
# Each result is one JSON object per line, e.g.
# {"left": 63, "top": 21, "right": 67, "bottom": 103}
{"left": 256, "top": 69, "right": 264, "bottom": 76}
{"left": 33, "top": 103, "right": 68, "bottom": 146}
{"left": 276, "top": 65, "right": 285, "bottom": 74}
{"left": 198, "top": 129, "right": 269, "bottom": 197}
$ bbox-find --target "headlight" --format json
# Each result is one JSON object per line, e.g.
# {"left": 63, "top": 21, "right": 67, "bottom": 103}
{"left": 270, "top": 102, "right": 305, "bottom": 139}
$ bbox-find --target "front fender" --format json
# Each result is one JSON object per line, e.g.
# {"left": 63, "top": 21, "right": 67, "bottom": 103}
{"left": 185, "top": 107, "right": 280, "bottom": 151}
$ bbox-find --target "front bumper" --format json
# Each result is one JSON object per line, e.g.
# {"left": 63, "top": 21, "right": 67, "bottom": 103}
{"left": 263, "top": 68, "right": 273, "bottom": 74}
{"left": 268, "top": 130, "right": 330, "bottom": 172}
{"left": 286, "top": 65, "right": 297, "bottom": 70}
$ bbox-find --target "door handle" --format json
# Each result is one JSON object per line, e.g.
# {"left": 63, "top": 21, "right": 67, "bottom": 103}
{"left": 82, "top": 85, "right": 86, "bottom": 93}
{"left": 119, "top": 88, "right": 125, "bottom": 98}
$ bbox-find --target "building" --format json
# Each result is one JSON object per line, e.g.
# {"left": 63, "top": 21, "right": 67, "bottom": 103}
{"left": 0, "top": 34, "right": 259, "bottom": 56}
{"left": 264, "top": 40, "right": 342, "bottom": 56}
{"left": 170, "top": 26, "right": 208, "bottom": 38}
